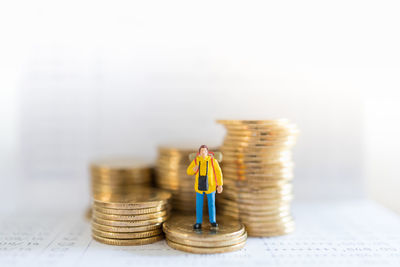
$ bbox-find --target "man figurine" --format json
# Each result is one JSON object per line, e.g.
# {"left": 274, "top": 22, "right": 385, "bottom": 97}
{"left": 187, "top": 145, "right": 223, "bottom": 230}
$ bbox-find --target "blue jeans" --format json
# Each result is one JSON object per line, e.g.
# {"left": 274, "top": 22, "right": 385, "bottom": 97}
{"left": 196, "top": 191, "right": 216, "bottom": 224}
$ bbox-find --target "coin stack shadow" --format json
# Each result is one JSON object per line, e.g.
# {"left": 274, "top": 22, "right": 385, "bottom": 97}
{"left": 163, "top": 215, "right": 247, "bottom": 254}
{"left": 155, "top": 147, "right": 206, "bottom": 213}
{"left": 90, "top": 158, "right": 172, "bottom": 245}
{"left": 216, "top": 120, "right": 299, "bottom": 237}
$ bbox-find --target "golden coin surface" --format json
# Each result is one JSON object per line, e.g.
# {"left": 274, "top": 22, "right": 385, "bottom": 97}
{"left": 218, "top": 206, "right": 290, "bottom": 217}
{"left": 166, "top": 231, "right": 247, "bottom": 248}
{"left": 246, "top": 225, "right": 295, "bottom": 237}
{"left": 163, "top": 215, "right": 245, "bottom": 242}
{"left": 93, "top": 215, "right": 168, "bottom": 227}
{"left": 91, "top": 221, "right": 162, "bottom": 233}
{"left": 93, "top": 187, "right": 171, "bottom": 209}
{"left": 93, "top": 204, "right": 168, "bottom": 215}
{"left": 92, "top": 233, "right": 164, "bottom": 246}
{"left": 90, "top": 158, "right": 152, "bottom": 171}
{"left": 93, "top": 209, "right": 169, "bottom": 221}
{"left": 217, "top": 198, "right": 291, "bottom": 212}
{"left": 244, "top": 219, "right": 295, "bottom": 230}
{"left": 166, "top": 239, "right": 246, "bottom": 254}
{"left": 92, "top": 228, "right": 162, "bottom": 239}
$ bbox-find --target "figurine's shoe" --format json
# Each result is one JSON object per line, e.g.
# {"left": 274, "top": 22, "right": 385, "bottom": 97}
{"left": 193, "top": 223, "right": 202, "bottom": 230}
{"left": 210, "top": 222, "right": 218, "bottom": 228}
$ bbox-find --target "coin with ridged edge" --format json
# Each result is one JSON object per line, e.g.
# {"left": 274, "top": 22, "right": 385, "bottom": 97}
{"left": 167, "top": 231, "right": 247, "bottom": 248}
{"left": 93, "top": 215, "right": 169, "bottom": 227}
{"left": 166, "top": 238, "right": 246, "bottom": 254}
{"left": 93, "top": 187, "right": 171, "bottom": 209}
{"left": 93, "top": 209, "right": 168, "bottom": 221}
{"left": 92, "top": 228, "right": 162, "bottom": 239}
{"left": 92, "top": 233, "right": 164, "bottom": 246}
{"left": 92, "top": 204, "right": 168, "bottom": 215}
{"left": 91, "top": 221, "right": 162, "bottom": 233}
{"left": 163, "top": 215, "right": 245, "bottom": 242}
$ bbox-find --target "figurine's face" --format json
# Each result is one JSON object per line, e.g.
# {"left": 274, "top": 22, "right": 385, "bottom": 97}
{"left": 199, "top": 148, "right": 208, "bottom": 158}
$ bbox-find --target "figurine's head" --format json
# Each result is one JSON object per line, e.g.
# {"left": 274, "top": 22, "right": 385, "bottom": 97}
{"left": 198, "top": 145, "right": 209, "bottom": 158}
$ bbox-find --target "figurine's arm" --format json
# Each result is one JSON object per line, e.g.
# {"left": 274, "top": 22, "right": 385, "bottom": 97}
{"left": 213, "top": 158, "right": 223, "bottom": 186}
{"left": 187, "top": 159, "right": 197, "bottom": 176}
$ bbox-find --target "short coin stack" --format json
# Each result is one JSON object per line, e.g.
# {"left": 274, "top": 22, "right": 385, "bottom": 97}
{"left": 92, "top": 187, "right": 171, "bottom": 245}
{"left": 155, "top": 147, "right": 201, "bottom": 213}
{"left": 217, "top": 119, "right": 299, "bottom": 237}
{"left": 90, "top": 158, "right": 153, "bottom": 195}
{"left": 163, "top": 215, "right": 247, "bottom": 254}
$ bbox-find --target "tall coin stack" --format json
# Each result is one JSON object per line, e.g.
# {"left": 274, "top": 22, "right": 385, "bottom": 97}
{"left": 155, "top": 147, "right": 201, "bottom": 213}
{"left": 91, "top": 187, "right": 171, "bottom": 245}
{"left": 216, "top": 119, "right": 299, "bottom": 237}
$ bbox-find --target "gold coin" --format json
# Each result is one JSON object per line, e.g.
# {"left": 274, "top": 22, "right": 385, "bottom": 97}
{"left": 93, "top": 209, "right": 169, "bottom": 221}
{"left": 221, "top": 125, "right": 298, "bottom": 134}
{"left": 247, "top": 229, "right": 294, "bottom": 237}
{"left": 224, "top": 183, "right": 292, "bottom": 193}
{"left": 222, "top": 155, "right": 293, "bottom": 164}
{"left": 166, "top": 238, "right": 246, "bottom": 254}
{"left": 91, "top": 168, "right": 152, "bottom": 175}
{"left": 166, "top": 231, "right": 247, "bottom": 248}
{"left": 244, "top": 219, "right": 295, "bottom": 230}
{"left": 222, "top": 160, "right": 293, "bottom": 168}
{"left": 222, "top": 194, "right": 293, "bottom": 205}
{"left": 91, "top": 173, "right": 152, "bottom": 181}
{"left": 223, "top": 178, "right": 291, "bottom": 187}
{"left": 222, "top": 169, "right": 294, "bottom": 179}
{"left": 217, "top": 198, "right": 291, "bottom": 212}
{"left": 92, "top": 233, "right": 164, "bottom": 246}
{"left": 223, "top": 192, "right": 293, "bottom": 202}
{"left": 246, "top": 225, "right": 295, "bottom": 237}
{"left": 163, "top": 215, "right": 245, "bottom": 242}
{"left": 90, "top": 158, "right": 152, "bottom": 171}
{"left": 92, "top": 228, "right": 162, "bottom": 239}
{"left": 222, "top": 140, "right": 296, "bottom": 149}
{"left": 225, "top": 131, "right": 298, "bottom": 139}
{"left": 223, "top": 178, "right": 290, "bottom": 188}
{"left": 91, "top": 221, "right": 162, "bottom": 233}
{"left": 218, "top": 207, "right": 292, "bottom": 218}
{"left": 224, "top": 136, "right": 296, "bottom": 145}
{"left": 93, "top": 215, "right": 169, "bottom": 227}
{"left": 240, "top": 214, "right": 293, "bottom": 224}
{"left": 92, "top": 204, "right": 168, "bottom": 215}
{"left": 93, "top": 187, "right": 171, "bottom": 209}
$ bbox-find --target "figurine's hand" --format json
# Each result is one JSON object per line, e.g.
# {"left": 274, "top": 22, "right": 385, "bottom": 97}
{"left": 217, "top": 185, "right": 223, "bottom": 194}
{"left": 193, "top": 165, "right": 199, "bottom": 172}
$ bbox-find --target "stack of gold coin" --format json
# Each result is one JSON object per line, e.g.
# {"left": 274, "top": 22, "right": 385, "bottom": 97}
{"left": 155, "top": 147, "right": 204, "bottom": 213}
{"left": 90, "top": 158, "right": 153, "bottom": 195}
{"left": 91, "top": 187, "right": 171, "bottom": 245}
{"left": 163, "top": 215, "right": 247, "bottom": 254}
{"left": 216, "top": 119, "right": 299, "bottom": 237}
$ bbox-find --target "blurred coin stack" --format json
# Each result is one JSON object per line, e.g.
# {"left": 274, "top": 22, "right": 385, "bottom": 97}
{"left": 163, "top": 215, "right": 247, "bottom": 254}
{"left": 90, "top": 158, "right": 153, "bottom": 195}
{"left": 91, "top": 187, "right": 171, "bottom": 245}
{"left": 216, "top": 119, "right": 299, "bottom": 237}
{"left": 155, "top": 147, "right": 203, "bottom": 213}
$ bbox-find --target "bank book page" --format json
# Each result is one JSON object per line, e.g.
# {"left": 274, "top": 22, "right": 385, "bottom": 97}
{"left": 1, "top": 200, "right": 400, "bottom": 267}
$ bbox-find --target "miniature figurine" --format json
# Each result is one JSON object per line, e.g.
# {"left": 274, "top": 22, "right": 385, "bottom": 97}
{"left": 187, "top": 145, "right": 223, "bottom": 230}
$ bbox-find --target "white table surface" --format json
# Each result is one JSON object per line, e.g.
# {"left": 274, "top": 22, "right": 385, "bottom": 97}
{"left": 1, "top": 199, "right": 400, "bottom": 267}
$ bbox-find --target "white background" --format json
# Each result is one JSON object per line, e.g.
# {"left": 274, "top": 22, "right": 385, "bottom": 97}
{"left": 0, "top": 0, "right": 399, "bottom": 213}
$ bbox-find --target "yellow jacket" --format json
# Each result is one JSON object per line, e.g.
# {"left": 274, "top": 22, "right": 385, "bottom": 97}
{"left": 187, "top": 155, "right": 223, "bottom": 194}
